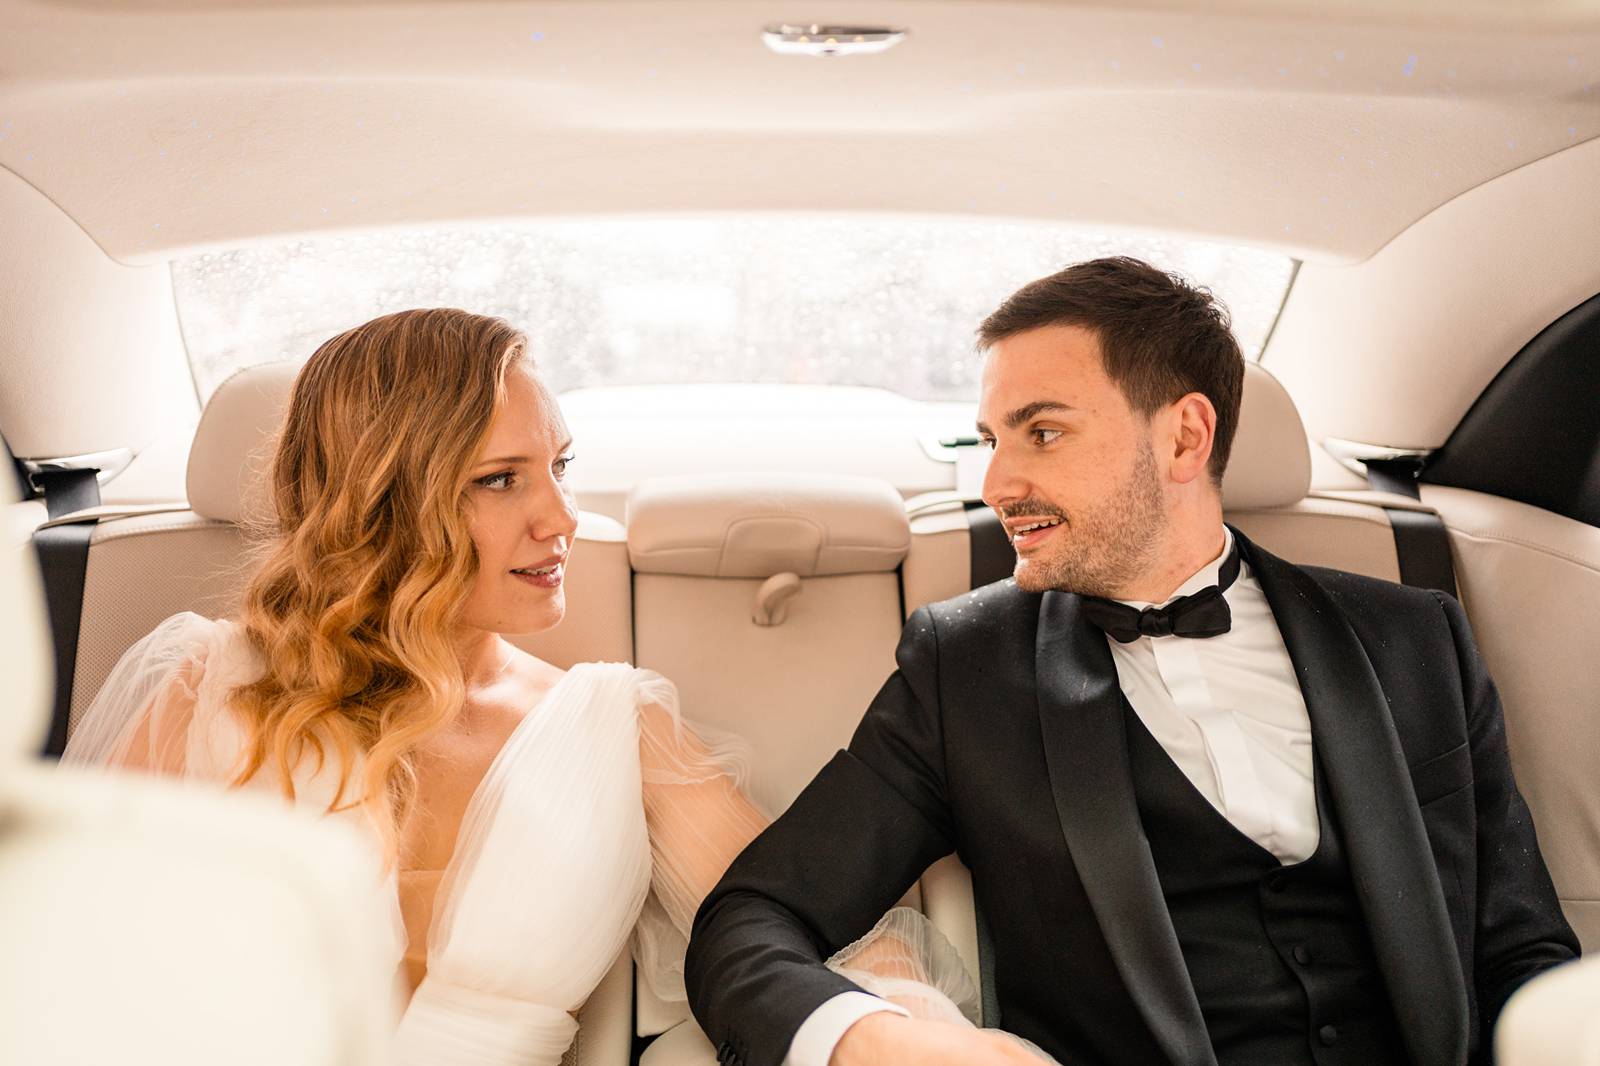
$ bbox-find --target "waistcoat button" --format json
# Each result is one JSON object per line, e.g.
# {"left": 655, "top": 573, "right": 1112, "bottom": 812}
{"left": 1293, "top": 945, "right": 1313, "bottom": 965}
{"left": 1319, "top": 1025, "right": 1339, "bottom": 1046}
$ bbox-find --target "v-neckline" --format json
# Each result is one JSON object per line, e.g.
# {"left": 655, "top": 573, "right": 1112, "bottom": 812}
{"left": 465, "top": 663, "right": 582, "bottom": 808}
{"left": 417, "top": 664, "right": 592, "bottom": 934}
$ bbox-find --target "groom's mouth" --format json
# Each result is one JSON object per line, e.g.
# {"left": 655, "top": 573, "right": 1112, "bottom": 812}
{"left": 1004, "top": 514, "right": 1065, "bottom": 552}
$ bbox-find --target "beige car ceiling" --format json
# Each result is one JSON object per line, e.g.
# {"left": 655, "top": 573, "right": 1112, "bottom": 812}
{"left": 0, "top": 0, "right": 1598, "bottom": 472}
{"left": 1, "top": 0, "right": 1597, "bottom": 264}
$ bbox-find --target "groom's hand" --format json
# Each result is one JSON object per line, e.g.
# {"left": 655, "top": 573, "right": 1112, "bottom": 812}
{"left": 829, "top": 1012, "right": 1041, "bottom": 1066}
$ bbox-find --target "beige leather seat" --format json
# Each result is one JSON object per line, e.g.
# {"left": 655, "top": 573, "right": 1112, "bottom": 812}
{"left": 626, "top": 473, "right": 914, "bottom": 1062}
{"left": 0, "top": 479, "right": 396, "bottom": 1065}
{"left": 50, "top": 360, "right": 637, "bottom": 1066}
{"left": 1420, "top": 484, "right": 1600, "bottom": 951}
{"left": 1496, "top": 955, "right": 1600, "bottom": 1066}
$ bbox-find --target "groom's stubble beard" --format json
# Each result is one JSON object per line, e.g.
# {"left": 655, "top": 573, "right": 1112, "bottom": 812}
{"left": 1010, "top": 434, "right": 1168, "bottom": 598}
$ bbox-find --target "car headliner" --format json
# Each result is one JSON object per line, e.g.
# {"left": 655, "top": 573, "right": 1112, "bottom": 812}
{"left": 1, "top": 0, "right": 1597, "bottom": 264}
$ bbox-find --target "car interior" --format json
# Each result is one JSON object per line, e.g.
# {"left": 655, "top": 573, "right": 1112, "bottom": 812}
{"left": 1, "top": 1, "right": 1598, "bottom": 1063}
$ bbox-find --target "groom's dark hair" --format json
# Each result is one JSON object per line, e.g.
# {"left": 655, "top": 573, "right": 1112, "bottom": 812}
{"left": 977, "top": 256, "right": 1245, "bottom": 485}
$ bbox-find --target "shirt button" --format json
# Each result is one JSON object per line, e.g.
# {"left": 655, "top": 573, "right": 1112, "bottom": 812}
{"left": 1268, "top": 875, "right": 1288, "bottom": 893}
{"left": 1293, "top": 945, "right": 1313, "bottom": 965}
{"left": 1319, "top": 1025, "right": 1339, "bottom": 1046}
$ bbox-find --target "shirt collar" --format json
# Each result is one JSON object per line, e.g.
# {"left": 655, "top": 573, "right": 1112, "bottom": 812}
{"left": 1114, "top": 526, "right": 1234, "bottom": 610}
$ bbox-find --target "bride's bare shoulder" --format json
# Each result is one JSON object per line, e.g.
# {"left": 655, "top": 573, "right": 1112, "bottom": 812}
{"left": 499, "top": 645, "right": 566, "bottom": 711}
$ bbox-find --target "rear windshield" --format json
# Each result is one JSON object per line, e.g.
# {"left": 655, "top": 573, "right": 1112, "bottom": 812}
{"left": 172, "top": 217, "right": 1295, "bottom": 401}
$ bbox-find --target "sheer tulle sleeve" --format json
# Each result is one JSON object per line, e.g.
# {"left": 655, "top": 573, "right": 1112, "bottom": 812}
{"left": 60, "top": 611, "right": 235, "bottom": 778}
{"left": 826, "top": 908, "right": 1058, "bottom": 1061}
{"left": 633, "top": 673, "right": 1055, "bottom": 1060}
{"left": 632, "top": 670, "right": 769, "bottom": 1004}
{"left": 824, "top": 907, "right": 981, "bottom": 1026}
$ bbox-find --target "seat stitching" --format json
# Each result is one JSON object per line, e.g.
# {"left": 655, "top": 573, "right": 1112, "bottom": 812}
{"left": 1447, "top": 527, "right": 1600, "bottom": 575}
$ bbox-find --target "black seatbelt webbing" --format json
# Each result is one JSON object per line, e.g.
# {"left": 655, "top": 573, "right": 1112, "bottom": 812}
{"left": 29, "top": 467, "right": 103, "bottom": 758}
{"left": 1385, "top": 508, "right": 1459, "bottom": 599}
{"left": 963, "top": 501, "right": 1016, "bottom": 589}
{"left": 34, "top": 520, "right": 95, "bottom": 758}
{"left": 34, "top": 467, "right": 101, "bottom": 519}
{"left": 1363, "top": 459, "right": 1459, "bottom": 599}
{"left": 1362, "top": 458, "right": 1422, "bottom": 501}
{"left": 960, "top": 500, "right": 1009, "bottom": 1027}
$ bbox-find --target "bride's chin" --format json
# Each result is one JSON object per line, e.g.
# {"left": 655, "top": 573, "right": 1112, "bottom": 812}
{"left": 506, "top": 597, "right": 565, "bottom": 636}
{"left": 459, "top": 595, "right": 565, "bottom": 637}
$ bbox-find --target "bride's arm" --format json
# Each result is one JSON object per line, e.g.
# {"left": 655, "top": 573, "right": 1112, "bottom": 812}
{"left": 636, "top": 698, "right": 768, "bottom": 937}
{"left": 107, "top": 655, "right": 204, "bottom": 775}
{"left": 633, "top": 685, "right": 979, "bottom": 1027}
{"left": 62, "top": 612, "right": 217, "bottom": 776}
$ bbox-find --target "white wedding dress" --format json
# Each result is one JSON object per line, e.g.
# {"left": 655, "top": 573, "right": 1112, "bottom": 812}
{"left": 63, "top": 612, "right": 1031, "bottom": 1065}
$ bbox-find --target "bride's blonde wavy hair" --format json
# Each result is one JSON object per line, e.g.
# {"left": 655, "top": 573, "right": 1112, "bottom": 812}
{"left": 230, "top": 308, "right": 528, "bottom": 857}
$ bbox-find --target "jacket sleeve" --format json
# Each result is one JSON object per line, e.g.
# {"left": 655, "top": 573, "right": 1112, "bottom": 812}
{"left": 1433, "top": 592, "right": 1581, "bottom": 1038}
{"left": 685, "top": 605, "right": 958, "bottom": 1066}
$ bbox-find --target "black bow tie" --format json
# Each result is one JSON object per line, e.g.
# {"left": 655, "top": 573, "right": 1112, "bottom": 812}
{"left": 1080, "top": 541, "right": 1242, "bottom": 644}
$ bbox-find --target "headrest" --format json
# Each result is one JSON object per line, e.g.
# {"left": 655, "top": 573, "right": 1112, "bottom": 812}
{"left": 2, "top": 480, "right": 54, "bottom": 763}
{"left": 1222, "top": 363, "right": 1311, "bottom": 511}
{"left": 186, "top": 362, "right": 297, "bottom": 523}
{"left": 627, "top": 474, "right": 910, "bottom": 578}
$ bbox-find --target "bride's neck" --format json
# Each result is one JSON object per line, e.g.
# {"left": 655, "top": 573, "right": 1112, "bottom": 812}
{"left": 454, "top": 628, "right": 510, "bottom": 689}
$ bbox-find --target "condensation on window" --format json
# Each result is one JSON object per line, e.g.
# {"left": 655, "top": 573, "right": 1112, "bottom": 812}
{"left": 171, "top": 218, "right": 1295, "bottom": 401}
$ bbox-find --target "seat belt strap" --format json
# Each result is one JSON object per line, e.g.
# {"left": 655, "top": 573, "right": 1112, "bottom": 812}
{"left": 963, "top": 501, "right": 1016, "bottom": 589}
{"left": 28, "top": 468, "right": 103, "bottom": 758}
{"left": 1384, "top": 508, "right": 1459, "bottom": 599}
{"left": 1363, "top": 459, "right": 1459, "bottom": 599}
{"left": 974, "top": 900, "right": 1001, "bottom": 1029}
{"left": 33, "top": 467, "right": 101, "bottom": 519}
{"left": 959, "top": 498, "right": 1009, "bottom": 1026}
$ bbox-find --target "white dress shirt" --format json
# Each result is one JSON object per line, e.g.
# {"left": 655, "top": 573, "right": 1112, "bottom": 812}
{"left": 784, "top": 526, "right": 1316, "bottom": 1066}
{"left": 1107, "top": 526, "right": 1317, "bottom": 864}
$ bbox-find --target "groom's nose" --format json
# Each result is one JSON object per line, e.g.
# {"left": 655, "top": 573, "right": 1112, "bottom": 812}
{"left": 981, "top": 443, "right": 1028, "bottom": 514}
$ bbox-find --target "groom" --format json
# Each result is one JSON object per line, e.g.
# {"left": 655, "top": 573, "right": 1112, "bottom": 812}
{"left": 685, "top": 257, "right": 1579, "bottom": 1066}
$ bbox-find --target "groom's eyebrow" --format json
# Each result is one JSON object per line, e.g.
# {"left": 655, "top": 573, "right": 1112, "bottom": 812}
{"left": 975, "top": 400, "right": 1075, "bottom": 436}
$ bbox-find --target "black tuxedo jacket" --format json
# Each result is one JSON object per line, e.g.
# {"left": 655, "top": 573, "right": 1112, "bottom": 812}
{"left": 685, "top": 530, "right": 1578, "bottom": 1066}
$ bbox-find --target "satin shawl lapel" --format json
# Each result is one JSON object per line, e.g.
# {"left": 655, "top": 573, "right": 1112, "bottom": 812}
{"left": 1236, "top": 529, "right": 1469, "bottom": 1066}
{"left": 1035, "top": 591, "right": 1217, "bottom": 1066}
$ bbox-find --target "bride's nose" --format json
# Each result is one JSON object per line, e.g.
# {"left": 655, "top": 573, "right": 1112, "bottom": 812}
{"left": 526, "top": 473, "right": 579, "bottom": 544}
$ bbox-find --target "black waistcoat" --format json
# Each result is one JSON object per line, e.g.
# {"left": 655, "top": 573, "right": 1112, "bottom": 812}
{"left": 1123, "top": 702, "right": 1409, "bottom": 1066}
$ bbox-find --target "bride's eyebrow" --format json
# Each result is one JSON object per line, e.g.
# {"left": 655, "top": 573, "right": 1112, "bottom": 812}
{"left": 474, "top": 455, "right": 529, "bottom": 467}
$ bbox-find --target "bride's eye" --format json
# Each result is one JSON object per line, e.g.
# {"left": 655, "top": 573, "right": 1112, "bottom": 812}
{"left": 552, "top": 453, "right": 575, "bottom": 480}
{"left": 475, "top": 470, "right": 516, "bottom": 492}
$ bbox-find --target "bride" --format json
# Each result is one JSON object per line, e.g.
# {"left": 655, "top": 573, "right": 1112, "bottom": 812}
{"left": 61, "top": 308, "right": 1012, "bottom": 1065}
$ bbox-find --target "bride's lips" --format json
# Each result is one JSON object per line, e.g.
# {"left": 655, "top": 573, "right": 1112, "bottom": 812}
{"left": 510, "top": 555, "right": 565, "bottom": 589}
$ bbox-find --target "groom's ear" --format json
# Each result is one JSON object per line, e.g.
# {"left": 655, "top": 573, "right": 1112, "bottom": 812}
{"left": 1163, "top": 392, "right": 1217, "bottom": 488}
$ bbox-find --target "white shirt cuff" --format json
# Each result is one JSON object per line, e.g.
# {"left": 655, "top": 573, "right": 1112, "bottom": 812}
{"left": 782, "top": 990, "right": 909, "bottom": 1066}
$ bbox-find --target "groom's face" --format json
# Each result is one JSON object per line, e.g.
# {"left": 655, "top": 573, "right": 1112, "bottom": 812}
{"left": 977, "top": 324, "right": 1167, "bottom": 597}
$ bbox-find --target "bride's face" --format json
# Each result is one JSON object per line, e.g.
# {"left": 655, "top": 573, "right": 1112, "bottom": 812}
{"left": 458, "top": 361, "right": 579, "bottom": 636}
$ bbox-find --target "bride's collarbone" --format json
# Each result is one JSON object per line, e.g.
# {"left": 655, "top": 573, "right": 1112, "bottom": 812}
{"left": 401, "top": 671, "right": 562, "bottom": 850}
